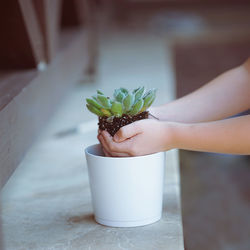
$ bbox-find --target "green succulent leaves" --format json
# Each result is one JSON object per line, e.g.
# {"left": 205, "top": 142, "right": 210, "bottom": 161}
{"left": 97, "top": 95, "right": 111, "bottom": 109}
{"left": 134, "top": 86, "right": 145, "bottom": 101}
{"left": 86, "top": 86, "right": 156, "bottom": 117}
{"left": 111, "top": 101, "right": 123, "bottom": 117}
{"left": 123, "top": 93, "right": 135, "bottom": 112}
{"left": 86, "top": 104, "right": 103, "bottom": 117}
{"left": 86, "top": 98, "right": 102, "bottom": 109}
{"left": 97, "top": 90, "right": 104, "bottom": 95}
{"left": 114, "top": 89, "right": 126, "bottom": 102}
{"left": 100, "top": 108, "right": 112, "bottom": 117}
{"left": 141, "top": 88, "right": 156, "bottom": 112}
{"left": 129, "top": 99, "right": 144, "bottom": 115}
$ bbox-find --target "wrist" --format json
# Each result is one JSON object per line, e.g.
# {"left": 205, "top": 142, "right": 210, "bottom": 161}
{"left": 162, "top": 122, "right": 184, "bottom": 150}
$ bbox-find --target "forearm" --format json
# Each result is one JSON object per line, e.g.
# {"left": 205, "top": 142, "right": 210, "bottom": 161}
{"left": 168, "top": 115, "right": 250, "bottom": 155}
{"left": 152, "top": 59, "right": 250, "bottom": 123}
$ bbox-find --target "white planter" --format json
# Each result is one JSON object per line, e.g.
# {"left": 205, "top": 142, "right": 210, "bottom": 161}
{"left": 85, "top": 144, "right": 165, "bottom": 227}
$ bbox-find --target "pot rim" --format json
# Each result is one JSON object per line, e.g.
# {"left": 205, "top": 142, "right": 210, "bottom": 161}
{"left": 85, "top": 143, "right": 164, "bottom": 160}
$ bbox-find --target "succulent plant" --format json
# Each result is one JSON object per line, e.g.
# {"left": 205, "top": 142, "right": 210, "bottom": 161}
{"left": 86, "top": 87, "right": 157, "bottom": 118}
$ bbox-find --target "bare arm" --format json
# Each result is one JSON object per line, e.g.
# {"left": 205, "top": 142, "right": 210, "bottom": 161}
{"left": 172, "top": 115, "right": 250, "bottom": 155}
{"left": 99, "top": 115, "right": 250, "bottom": 157}
{"left": 151, "top": 58, "right": 250, "bottom": 122}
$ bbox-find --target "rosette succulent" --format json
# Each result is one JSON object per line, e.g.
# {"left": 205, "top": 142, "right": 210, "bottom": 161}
{"left": 86, "top": 87, "right": 156, "bottom": 136}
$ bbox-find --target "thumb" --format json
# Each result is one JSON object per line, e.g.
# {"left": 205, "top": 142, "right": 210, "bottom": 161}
{"left": 113, "top": 122, "right": 141, "bottom": 142}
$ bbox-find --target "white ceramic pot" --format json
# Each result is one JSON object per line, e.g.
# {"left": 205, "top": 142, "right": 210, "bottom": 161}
{"left": 85, "top": 144, "right": 165, "bottom": 227}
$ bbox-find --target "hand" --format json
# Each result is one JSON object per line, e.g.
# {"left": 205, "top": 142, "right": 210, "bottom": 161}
{"left": 97, "top": 119, "right": 175, "bottom": 157}
{"left": 148, "top": 107, "right": 160, "bottom": 120}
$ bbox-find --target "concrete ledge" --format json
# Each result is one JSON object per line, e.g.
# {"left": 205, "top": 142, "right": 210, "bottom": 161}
{"left": 0, "top": 29, "right": 88, "bottom": 189}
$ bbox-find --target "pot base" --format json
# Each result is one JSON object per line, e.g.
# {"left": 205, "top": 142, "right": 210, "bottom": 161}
{"left": 95, "top": 215, "right": 161, "bottom": 228}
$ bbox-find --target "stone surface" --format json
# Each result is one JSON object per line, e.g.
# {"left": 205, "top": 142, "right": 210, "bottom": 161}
{"left": 1, "top": 26, "right": 184, "bottom": 249}
{"left": 181, "top": 152, "right": 250, "bottom": 250}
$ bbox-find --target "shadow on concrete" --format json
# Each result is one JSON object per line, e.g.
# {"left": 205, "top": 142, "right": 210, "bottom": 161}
{"left": 67, "top": 213, "right": 95, "bottom": 225}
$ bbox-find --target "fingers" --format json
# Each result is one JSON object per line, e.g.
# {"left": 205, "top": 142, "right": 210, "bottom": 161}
{"left": 98, "top": 132, "right": 130, "bottom": 157}
{"left": 98, "top": 131, "right": 112, "bottom": 156}
{"left": 102, "top": 147, "right": 112, "bottom": 157}
{"left": 113, "top": 122, "right": 141, "bottom": 142}
{"left": 102, "top": 131, "right": 130, "bottom": 157}
{"left": 98, "top": 133, "right": 112, "bottom": 155}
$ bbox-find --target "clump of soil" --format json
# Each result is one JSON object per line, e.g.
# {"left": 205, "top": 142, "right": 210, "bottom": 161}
{"left": 98, "top": 111, "right": 149, "bottom": 136}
